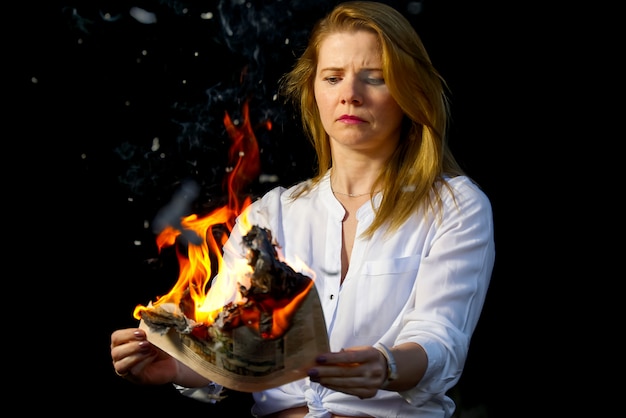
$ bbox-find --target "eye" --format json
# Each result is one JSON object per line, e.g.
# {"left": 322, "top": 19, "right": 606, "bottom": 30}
{"left": 361, "top": 72, "right": 385, "bottom": 85}
{"left": 366, "top": 77, "right": 385, "bottom": 85}
{"left": 324, "top": 76, "right": 341, "bottom": 85}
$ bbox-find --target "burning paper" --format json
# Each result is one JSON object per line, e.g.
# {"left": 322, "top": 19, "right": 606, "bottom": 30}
{"left": 132, "top": 102, "right": 328, "bottom": 392}
{"left": 138, "top": 286, "right": 327, "bottom": 392}
{"left": 138, "top": 225, "right": 329, "bottom": 392}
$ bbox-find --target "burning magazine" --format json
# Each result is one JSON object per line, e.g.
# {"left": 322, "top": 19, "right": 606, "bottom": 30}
{"left": 138, "top": 225, "right": 329, "bottom": 392}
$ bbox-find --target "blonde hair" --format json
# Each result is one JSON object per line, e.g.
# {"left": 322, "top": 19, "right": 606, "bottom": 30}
{"left": 279, "top": 1, "right": 465, "bottom": 237}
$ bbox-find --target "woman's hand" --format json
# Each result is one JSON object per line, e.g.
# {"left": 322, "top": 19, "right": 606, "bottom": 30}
{"left": 307, "top": 346, "right": 387, "bottom": 399}
{"left": 110, "top": 328, "right": 179, "bottom": 385}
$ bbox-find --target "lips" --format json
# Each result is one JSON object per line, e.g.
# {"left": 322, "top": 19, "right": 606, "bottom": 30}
{"left": 338, "top": 115, "right": 365, "bottom": 123}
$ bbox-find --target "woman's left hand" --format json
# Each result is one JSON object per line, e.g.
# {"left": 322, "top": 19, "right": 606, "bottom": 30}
{"left": 307, "top": 346, "right": 387, "bottom": 398}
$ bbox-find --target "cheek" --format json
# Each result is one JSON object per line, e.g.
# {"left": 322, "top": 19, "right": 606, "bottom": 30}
{"left": 381, "top": 98, "right": 404, "bottom": 123}
{"left": 315, "top": 93, "right": 334, "bottom": 119}
{"left": 314, "top": 83, "right": 336, "bottom": 113}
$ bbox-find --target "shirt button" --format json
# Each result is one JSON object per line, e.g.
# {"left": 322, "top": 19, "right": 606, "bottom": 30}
{"left": 330, "top": 294, "right": 334, "bottom": 300}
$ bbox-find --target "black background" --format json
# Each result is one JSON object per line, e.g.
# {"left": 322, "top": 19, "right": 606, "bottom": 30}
{"left": 19, "top": 0, "right": 558, "bottom": 415}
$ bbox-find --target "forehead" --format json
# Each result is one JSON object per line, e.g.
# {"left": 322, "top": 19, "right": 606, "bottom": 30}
{"left": 317, "top": 31, "right": 382, "bottom": 67}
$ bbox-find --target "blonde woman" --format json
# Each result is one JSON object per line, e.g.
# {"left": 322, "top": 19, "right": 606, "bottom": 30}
{"left": 111, "top": 2, "right": 495, "bottom": 417}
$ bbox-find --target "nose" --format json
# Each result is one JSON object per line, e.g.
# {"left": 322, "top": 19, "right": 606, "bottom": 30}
{"left": 340, "top": 79, "right": 362, "bottom": 105}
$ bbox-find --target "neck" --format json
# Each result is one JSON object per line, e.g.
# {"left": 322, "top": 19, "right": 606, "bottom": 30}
{"left": 332, "top": 189, "right": 373, "bottom": 198}
{"left": 330, "top": 168, "right": 379, "bottom": 198}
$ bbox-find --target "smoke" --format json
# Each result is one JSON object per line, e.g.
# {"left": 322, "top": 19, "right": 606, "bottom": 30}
{"left": 152, "top": 178, "right": 203, "bottom": 245}
{"left": 64, "top": 0, "right": 426, "bottom": 207}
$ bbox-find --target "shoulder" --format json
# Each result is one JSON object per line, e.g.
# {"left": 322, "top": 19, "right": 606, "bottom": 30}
{"left": 442, "top": 176, "right": 491, "bottom": 205}
{"left": 245, "top": 180, "right": 315, "bottom": 220}
{"left": 438, "top": 176, "right": 493, "bottom": 220}
{"left": 257, "top": 179, "right": 314, "bottom": 203}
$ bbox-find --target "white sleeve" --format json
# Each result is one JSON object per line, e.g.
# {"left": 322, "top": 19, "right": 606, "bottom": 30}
{"left": 398, "top": 179, "right": 495, "bottom": 406}
{"left": 173, "top": 382, "right": 226, "bottom": 403}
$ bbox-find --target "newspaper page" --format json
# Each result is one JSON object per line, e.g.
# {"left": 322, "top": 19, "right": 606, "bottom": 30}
{"left": 140, "top": 284, "right": 329, "bottom": 393}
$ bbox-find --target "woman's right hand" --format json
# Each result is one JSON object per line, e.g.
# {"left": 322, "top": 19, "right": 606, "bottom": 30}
{"left": 110, "top": 328, "right": 179, "bottom": 385}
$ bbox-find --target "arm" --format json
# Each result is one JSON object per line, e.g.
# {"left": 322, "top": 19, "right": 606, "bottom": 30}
{"left": 396, "top": 178, "right": 495, "bottom": 404}
{"left": 309, "top": 179, "right": 495, "bottom": 402}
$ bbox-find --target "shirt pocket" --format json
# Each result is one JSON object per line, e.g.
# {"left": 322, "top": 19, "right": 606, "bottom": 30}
{"left": 352, "top": 255, "right": 421, "bottom": 338}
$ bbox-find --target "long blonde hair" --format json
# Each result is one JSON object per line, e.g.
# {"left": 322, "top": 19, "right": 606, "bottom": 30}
{"left": 279, "top": 1, "right": 465, "bottom": 237}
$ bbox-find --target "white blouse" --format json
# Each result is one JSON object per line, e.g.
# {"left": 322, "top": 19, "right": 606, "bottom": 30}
{"left": 182, "top": 172, "right": 495, "bottom": 418}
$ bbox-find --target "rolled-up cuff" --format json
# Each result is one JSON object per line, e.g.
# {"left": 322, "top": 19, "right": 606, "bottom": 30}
{"left": 173, "top": 382, "right": 225, "bottom": 403}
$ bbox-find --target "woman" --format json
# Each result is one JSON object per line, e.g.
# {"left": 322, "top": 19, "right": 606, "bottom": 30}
{"left": 110, "top": 2, "right": 495, "bottom": 417}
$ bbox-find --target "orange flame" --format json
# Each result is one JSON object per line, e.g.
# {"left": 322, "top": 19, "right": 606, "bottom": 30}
{"left": 133, "top": 101, "right": 307, "bottom": 338}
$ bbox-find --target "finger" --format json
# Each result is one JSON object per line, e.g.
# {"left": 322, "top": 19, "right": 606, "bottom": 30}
{"left": 112, "top": 340, "right": 155, "bottom": 377}
{"left": 321, "top": 382, "right": 378, "bottom": 399}
{"left": 316, "top": 347, "right": 378, "bottom": 365}
{"left": 129, "top": 350, "right": 159, "bottom": 376}
{"left": 111, "top": 328, "right": 146, "bottom": 349}
{"left": 313, "top": 369, "right": 382, "bottom": 386}
{"left": 310, "top": 364, "right": 361, "bottom": 379}
{"left": 311, "top": 356, "right": 383, "bottom": 379}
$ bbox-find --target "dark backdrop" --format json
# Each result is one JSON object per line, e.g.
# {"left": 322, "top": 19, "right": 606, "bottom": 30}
{"left": 20, "top": 0, "right": 539, "bottom": 416}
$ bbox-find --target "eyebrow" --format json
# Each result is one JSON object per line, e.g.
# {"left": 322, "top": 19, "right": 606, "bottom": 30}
{"left": 318, "top": 67, "right": 382, "bottom": 72}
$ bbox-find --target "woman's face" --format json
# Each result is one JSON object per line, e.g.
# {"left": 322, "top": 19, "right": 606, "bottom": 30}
{"left": 314, "top": 30, "right": 404, "bottom": 155}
